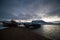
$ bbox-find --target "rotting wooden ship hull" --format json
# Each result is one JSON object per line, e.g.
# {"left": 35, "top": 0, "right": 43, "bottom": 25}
{"left": 2, "top": 21, "right": 41, "bottom": 29}
{"left": 2, "top": 21, "right": 18, "bottom": 27}
{"left": 20, "top": 23, "right": 41, "bottom": 29}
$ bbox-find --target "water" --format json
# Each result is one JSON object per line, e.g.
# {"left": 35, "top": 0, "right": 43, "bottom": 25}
{"left": 0, "top": 24, "right": 60, "bottom": 40}
{"left": 33, "top": 25, "right": 60, "bottom": 40}
{"left": 0, "top": 24, "right": 7, "bottom": 30}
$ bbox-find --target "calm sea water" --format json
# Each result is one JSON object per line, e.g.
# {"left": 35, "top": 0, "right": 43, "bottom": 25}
{"left": 33, "top": 25, "right": 60, "bottom": 40}
{"left": 0, "top": 24, "right": 60, "bottom": 40}
{"left": 0, "top": 24, "right": 7, "bottom": 30}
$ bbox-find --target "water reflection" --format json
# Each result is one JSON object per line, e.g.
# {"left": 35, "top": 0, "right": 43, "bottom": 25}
{"left": 33, "top": 25, "right": 60, "bottom": 40}
{"left": 0, "top": 24, "right": 60, "bottom": 40}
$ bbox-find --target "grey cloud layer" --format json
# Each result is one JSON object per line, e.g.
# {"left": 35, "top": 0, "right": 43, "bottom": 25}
{"left": 0, "top": 0, "right": 60, "bottom": 20}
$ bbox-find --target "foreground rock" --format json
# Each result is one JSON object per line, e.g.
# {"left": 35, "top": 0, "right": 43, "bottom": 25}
{"left": 0, "top": 27, "right": 52, "bottom": 40}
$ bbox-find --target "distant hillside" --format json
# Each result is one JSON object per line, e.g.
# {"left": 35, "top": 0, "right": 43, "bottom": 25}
{"left": 32, "top": 20, "right": 60, "bottom": 25}
{"left": 53, "top": 21, "right": 60, "bottom": 23}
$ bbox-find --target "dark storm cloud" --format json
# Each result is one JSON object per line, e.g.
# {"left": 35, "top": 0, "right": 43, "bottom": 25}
{"left": 0, "top": 0, "right": 60, "bottom": 20}
{"left": 0, "top": 0, "right": 42, "bottom": 20}
{"left": 44, "top": 0, "right": 60, "bottom": 17}
{"left": 46, "top": 8, "right": 60, "bottom": 17}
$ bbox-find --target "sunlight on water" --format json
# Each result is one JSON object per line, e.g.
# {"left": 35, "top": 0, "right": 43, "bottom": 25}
{"left": 42, "top": 25, "right": 60, "bottom": 40}
{"left": 42, "top": 25, "right": 60, "bottom": 34}
{"left": 33, "top": 25, "right": 60, "bottom": 40}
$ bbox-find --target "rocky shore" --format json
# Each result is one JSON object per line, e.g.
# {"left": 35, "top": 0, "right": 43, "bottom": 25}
{"left": 0, "top": 27, "right": 52, "bottom": 40}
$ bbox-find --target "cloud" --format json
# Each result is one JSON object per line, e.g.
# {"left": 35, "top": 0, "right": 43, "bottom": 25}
{"left": 0, "top": 0, "right": 60, "bottom": 20}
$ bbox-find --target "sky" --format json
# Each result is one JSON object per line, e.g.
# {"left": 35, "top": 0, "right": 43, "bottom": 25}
{"left": 0, "top": 0, "right": 60, "bottom": 22}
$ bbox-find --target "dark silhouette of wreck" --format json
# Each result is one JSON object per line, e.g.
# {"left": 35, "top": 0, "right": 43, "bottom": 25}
{"left": 2, "top": 20, "right": 41, "bottom": 29}
{"left": 2, "top": 19, "right": 18, "bottom": 27}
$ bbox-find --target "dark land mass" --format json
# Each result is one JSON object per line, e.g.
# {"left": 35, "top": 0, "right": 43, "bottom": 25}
{"left": 0, "top": 27, "right": 52, "bottom": 40}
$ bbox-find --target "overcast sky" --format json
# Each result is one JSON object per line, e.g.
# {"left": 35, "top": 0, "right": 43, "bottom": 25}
{"left": 0, "top": 0, "right": 60, "bottom": 22}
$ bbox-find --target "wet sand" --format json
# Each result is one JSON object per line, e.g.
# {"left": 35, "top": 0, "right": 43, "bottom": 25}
{"left": 0, "top": 27, "right": 52, "bottom": 40}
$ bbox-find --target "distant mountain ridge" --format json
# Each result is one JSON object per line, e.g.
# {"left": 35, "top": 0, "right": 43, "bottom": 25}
{"left": 0, "top": 20, "right": 60, "bottom": 25}
{"left": 53, "top": 21, "right": 60, "bottom": 23}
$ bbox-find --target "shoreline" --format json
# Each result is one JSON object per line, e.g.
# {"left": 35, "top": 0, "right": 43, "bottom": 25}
{"left": 0, "top": 27, "right": 52, "bottom": 40}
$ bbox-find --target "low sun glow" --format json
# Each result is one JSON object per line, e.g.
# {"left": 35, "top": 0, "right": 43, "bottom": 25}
{"left": 42, "top": 16, "right": 60, "bottom": 22}
{"left": 15, "top": 20, "right": 32, "bottom": 22}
